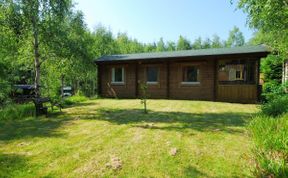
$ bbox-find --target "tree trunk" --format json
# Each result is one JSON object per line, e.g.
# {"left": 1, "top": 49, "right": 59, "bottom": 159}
{"left": 32, "top": 14, "right": 41, "bottom": 98}
{"left": 61, "top": 74, "right": 64, "bottom": 98}
{"left": 92, "top": 80, "right": 95, "bottom": 96}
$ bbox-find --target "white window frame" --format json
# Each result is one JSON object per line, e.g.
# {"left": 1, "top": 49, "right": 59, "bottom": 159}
{"left": 111, "top": 67, "right": 125, "bottom": 84}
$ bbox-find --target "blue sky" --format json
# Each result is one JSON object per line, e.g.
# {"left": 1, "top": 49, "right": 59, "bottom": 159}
{"left": 74, "top": 0, "right": 255, "bottom": 43}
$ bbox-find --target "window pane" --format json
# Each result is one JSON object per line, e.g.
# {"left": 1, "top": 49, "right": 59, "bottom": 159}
{"left": 113, "top": 67, "right": 123, "bottom": 82}
{"left": 218, "top": 59, "right": 255, "bottom": 84}
{"left": 183, "top": 66, "right": 198, "bottom": 82}
{"left": 147, "top": 67, "right": 158, "bottom": 82}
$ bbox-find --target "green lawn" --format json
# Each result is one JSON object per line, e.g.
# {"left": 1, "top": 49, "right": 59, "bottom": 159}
{"left": 0, "top": 99, "right": 258, "bottom": 178}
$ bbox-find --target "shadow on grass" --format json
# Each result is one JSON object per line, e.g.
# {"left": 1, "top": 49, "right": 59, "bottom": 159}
{"left": 0, "top": 102, "right": 96, "bottom": 141}
{"left": 62, "top": 101, "right": 97, "bottom": 109}
{"left": 0, "top": 153, "right": 29, "bottom": 177}
{"left": 0, "top": 101, "right": 253, "bottom": 141}
{"left": 183, "top": 166, "right": 211, "bottom": 178}
{"left": 0, "top": 117, "right": 69, "bottom": 141}
{"left": 80, "top": 108, "right": 252, "bottom": 134}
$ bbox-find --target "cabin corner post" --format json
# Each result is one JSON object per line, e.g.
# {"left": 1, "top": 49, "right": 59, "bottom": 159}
{"left": 213, "top": 59, "right": 218, "bottom": 101}
{"left": 135, "top": 62, "right": 139, "bottom": 98}
{"left": 166, "top": 61, "right": 170, "bottom": 99}
{"left": 97, "top": 63, "right": 102, "bottom": 96}
{"left": 256, "top": 58, "right": 261, "bottom": 102}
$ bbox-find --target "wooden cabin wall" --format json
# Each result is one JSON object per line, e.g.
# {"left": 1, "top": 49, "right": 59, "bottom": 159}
{"left": 100, "top": 64, "right": 136, "bottom": 98}
{"left": 169, "top": 60, "right": 215, "bottom": 100}
{"left": 98, "top": 56, "right": 261, "bottom": 103}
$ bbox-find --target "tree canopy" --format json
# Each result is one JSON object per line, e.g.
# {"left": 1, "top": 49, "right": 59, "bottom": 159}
{"left": 237, "top": 0, "right": 288, "bottom": 57}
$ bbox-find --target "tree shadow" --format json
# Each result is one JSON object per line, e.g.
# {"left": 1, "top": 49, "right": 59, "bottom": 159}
{"left": 0, "top": 153, "right": 29, "bottom": 177}
{"left": 0, "top": 101, "right": 98, "bottom": 141}
{"left": 81, "top": 108, "right": 253, "bottom": 134}
{"left": 0, "top": 102, "right": 95, "bottom": 141}
{"left": 183, "top": 166, "right": 211, "bottom": 178}
{"left": 0, "top": 117, "right": 69, "bottom": 141}
{"left": 62, "top": 101, "right": 97, "bottom": 109}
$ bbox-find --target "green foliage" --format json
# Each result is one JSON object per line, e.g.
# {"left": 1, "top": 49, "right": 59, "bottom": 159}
{"left": 249, "top": 114, "right": 288, "bottom": 177}
{"left": 63, "top": 94, "right": 88, "bottom": 106}
{"left": 261, "top": 55, "right": 283, "bottom": 84}
{"left": 202, "top": 38, "right": 211, "bottom": 49}
{"left": 0, "top": 80, "right": 11, "bottom": 105}
{"left": 177, "top": 35, "right": 191, "bottom": 50}
{"left": 0, "top": 1, "right": 247, "bottom": 106}
{"left": 0, "top": 103, "right": 34, "bottom": 120}
{"left": 262, "top": 82, "right": 287, "bottom": 101}
{"left": 261, "top": 94, "right": 288, "bottom": 117}
{"left": 211, "top": 34, "right": 223, "bottom": 48}
{"left": 166, "top": 41, "right": 176, "bottom": 51}
{"left": 225, "top": 26, "right": 245, "bottom": 47}
{"left": 156, "top": 37, "right": 166, "bottom": 52}
{"left": 139, "top": 83, "right": 148, "bottom": 113}
{"left": 0, "top": 1, "right": 97, "bottom": 102}
{"left": 238, "top": 0, "right": 288, "bottom": 57}
{"left": 144, "top": 43, "right": 157, "bottom": 52}
{"left": 191, "top": 37, "right": 202, "bottom": 49}
{"left": 115, "top": 32, "right": 144, "bottom": 54}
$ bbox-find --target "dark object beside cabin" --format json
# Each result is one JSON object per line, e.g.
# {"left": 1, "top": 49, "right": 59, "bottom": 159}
{"left": 12, "top": 85, "right": 35, "bottom": 103}
{"left": 33, "top": 97, "right": 50, "bottom": 117}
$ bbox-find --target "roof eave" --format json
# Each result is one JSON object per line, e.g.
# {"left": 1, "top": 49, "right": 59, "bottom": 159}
{"left": 95, "top": 51, "right": 270, "bottom": 64}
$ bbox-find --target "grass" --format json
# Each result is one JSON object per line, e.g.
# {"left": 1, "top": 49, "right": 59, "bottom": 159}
{"left": 0, "top": 103, "right": 35, "bottom": 120}
{"left": 249, "top": 114, "right": 288, "bottom": 177}
{"left": 0, "top": 99, "right": 258, "bottom": 177}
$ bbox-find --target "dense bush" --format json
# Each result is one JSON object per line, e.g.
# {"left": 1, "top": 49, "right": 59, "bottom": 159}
{"left": 261, "top": 81, "right": 288, "bottom": 117}
{"left": 249, "top": 115, "right": 288, "bottom": 177}
{"left": 261, "top": 55, "right": 283, "bottom": 84}
{"left": 262, "top": 82, "right": 287, "bottom": 102}
{"left": 261, "top": 95, "right": 288, "bottom": 117}
{"left": 0, "top": 103, "right": 35, "bottom": 120}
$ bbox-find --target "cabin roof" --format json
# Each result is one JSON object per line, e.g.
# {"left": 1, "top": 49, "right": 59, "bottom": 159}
{"left": 96, "top": 44, "right": 270, "bottom": 63}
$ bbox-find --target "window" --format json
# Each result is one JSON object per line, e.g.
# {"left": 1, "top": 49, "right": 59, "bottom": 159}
{"left": 218, "top": 59, "right": 255, "bottom": 84}
{"left": 182, "top": 66, "right": 200, "bottom": 84}
{"left": 111, "top": 67, "right": 124, "bottom": 84}
{"left": 146, "top": 67, "right": 159, "bottom": 83}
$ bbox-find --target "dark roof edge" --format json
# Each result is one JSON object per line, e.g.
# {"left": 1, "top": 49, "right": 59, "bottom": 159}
{"left": 95, "top": 52, "right": 269, "bottom": 64}
{"left": 95, "top": 44, "right": 271, "bottom": 63}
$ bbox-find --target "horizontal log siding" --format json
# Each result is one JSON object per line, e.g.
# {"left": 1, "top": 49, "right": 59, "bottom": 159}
{"left": 100, "top": 64, "right": 136, "bottom": 98}
{"left": 217, "top": 85, "right": 257, "bottom": 103}
{"left": 98, "top": 56, "right": 260, "bottom": 103}
{"left": 137, "top": 63, "right": 167, "bottom": 98}
{"left": 169, "top": 60, "right": 215, "bottom": 100}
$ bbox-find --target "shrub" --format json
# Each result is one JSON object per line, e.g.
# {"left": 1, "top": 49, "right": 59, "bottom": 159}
{"left": 249, "top": 115, "right": 288, "bottom": 177}
{"left": 262, "top": 82, "right": 287, "bottom": 102}
{"left": 0, "top": 80, "right": 11, "bottom": 106}
{"left": 261, "top": 95, "right": 288, "bottom": 117}
{"left": 0, "top": 103, "right": 35, "bottom": 120}
{"left": 261, "top": 55, "right": 283, "bottom": 85}
{"left": 63, "top": 95, "right": 88, "bottom": 106}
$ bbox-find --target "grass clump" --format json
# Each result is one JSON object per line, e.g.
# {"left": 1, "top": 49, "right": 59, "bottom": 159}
{"left": 249, "top": 114, "right": 288, "bottom": 177}
{"left": 261, "top": 95, "right": 288, "bottom": 117}
{"left": 0, "top": 103, "right": 35, "bottom": 120}
{"left": 63, "top": 95, "right": 88, "bottom": 106}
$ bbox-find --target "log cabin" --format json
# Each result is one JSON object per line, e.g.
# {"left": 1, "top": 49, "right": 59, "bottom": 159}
{"left": 96, "top": 45, "right": 270, "bottom": 103}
